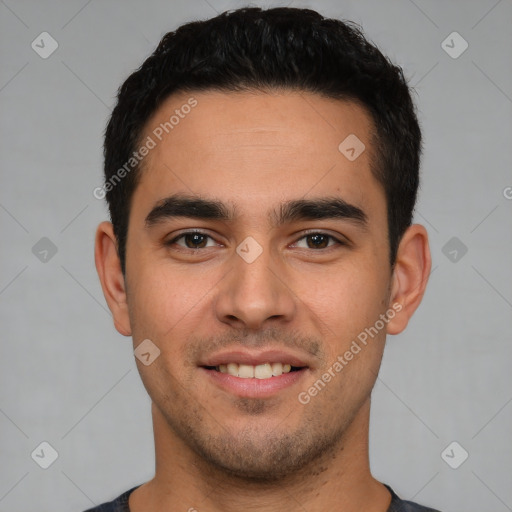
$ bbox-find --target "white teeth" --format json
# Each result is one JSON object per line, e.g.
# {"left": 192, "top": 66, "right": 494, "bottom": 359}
{"left": 271, "top": 362, "right": 283, "bottom": 376}
{"left": 255, "top": 363, "right": 273, "bottom": 379}
{"left": 238, "top": 364, "right": 255, "bottom": 378}
{"left": 216, "top": 362, "right": 296, "bottom": 379}
{"left": 227, "top": 363, "right": 239, "bottom": 376}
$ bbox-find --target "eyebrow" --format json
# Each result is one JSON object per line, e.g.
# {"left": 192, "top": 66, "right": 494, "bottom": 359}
{"left": 145, "top": 193, "right": 368, "bottom": 228}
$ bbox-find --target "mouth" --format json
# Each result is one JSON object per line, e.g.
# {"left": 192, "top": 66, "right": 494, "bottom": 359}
{"left": 203, "top": 362, "right": 304, "bottom": 379}
{"left": 199, "top": 351, "right": 311, "bottom": 398}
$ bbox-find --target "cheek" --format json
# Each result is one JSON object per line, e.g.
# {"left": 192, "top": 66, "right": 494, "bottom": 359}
{"left": 127, "top": 267, "right": 211, "bottom": 390}
{"left": 296, "top": 260, "right": 389, "bottom": 347}
{"left": 127, "top": 261, "right": 213, "bottom": 342}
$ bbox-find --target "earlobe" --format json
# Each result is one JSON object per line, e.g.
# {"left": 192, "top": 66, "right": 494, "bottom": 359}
{"left": 386, "top": 224, "right": 431, "bottom": 335}
{"left": 94, "top": 221, "right": 132, "bottom": 336}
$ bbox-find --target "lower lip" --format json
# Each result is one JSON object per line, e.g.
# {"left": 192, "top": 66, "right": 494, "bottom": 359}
{"left": 200, "top": 367, "right": 308, "bottom": 398}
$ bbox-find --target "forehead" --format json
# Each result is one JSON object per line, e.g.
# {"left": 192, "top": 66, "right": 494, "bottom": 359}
{"left": 134, "top": 89, "right": 384, "bottom": 222}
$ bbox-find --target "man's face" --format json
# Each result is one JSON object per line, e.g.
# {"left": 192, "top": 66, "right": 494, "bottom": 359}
{"left": 123, "top": 90, "right": 393, "bottom": 479}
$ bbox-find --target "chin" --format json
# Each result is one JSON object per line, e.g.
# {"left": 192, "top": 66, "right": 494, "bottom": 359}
{"left": 182, "top": 422, "right": 343, "bottom": 482}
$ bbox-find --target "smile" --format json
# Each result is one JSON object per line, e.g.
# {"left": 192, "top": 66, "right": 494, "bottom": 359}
{"left": 207, "top": 362, "right": 302, "bottom": 379}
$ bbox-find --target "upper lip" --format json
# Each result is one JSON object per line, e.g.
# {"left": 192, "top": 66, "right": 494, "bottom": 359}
{"left": 200, "top": 349, "right": 310, "bottom": 368}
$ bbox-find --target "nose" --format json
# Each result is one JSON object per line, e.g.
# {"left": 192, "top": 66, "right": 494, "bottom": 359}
{"left": 214, "top": 240, "right": 296, "bottom": 331}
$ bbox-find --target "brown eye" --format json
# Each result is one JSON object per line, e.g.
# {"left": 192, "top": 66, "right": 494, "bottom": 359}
{"left": 293, "top": 232, "right": 344, "bottom": 250}
{"left": 305, "top": 234, "right": 330, "bottom": 249}
{"left": 167, "top": 231, "right": 215, "bottom": 249}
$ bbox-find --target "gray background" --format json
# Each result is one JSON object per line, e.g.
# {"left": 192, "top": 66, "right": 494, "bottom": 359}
{"left": 1, "top": 0, "right": 511, "bottom": 511}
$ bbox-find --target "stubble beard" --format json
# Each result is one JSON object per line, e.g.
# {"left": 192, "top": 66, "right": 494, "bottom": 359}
{"left": 143, "top": 328, "right": 368, "bottom": 483}
{"left": 154, "top": 385, "right": 352, "bottom": 484}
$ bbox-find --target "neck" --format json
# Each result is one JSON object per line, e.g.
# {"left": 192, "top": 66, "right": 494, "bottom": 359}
{"left": 129, "top": 398, "right": 391, "bottom": 512}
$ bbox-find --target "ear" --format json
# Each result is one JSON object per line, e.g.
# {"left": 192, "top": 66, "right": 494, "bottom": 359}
{"left": 94, "top": 221, "right": 132, "bottom": 336}
{"left": 386, "top": 224, "right": 431, "bottom": 335}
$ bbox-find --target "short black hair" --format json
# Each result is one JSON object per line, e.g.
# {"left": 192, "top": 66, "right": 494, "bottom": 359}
{"left": 103, "top": 6, "right": 422, "bottom": 274}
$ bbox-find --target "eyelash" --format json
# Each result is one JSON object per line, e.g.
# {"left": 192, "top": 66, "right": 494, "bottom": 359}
{"left": 166, "top": 230, "right": 346, "bottom": 251}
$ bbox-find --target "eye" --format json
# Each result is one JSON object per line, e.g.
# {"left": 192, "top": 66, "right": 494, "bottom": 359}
{"left": 292, "top": 232, "right": 345, "bottom": 250}
{"left": 167, "top": 231, "right": 217, "bottom": 249}
{"left": 165, "top": 230, "right": 345, "bottom": 251}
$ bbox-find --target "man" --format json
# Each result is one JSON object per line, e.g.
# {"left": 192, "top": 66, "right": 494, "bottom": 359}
{"left": 91, "top": 6, "right": 437, "bottom": 511}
